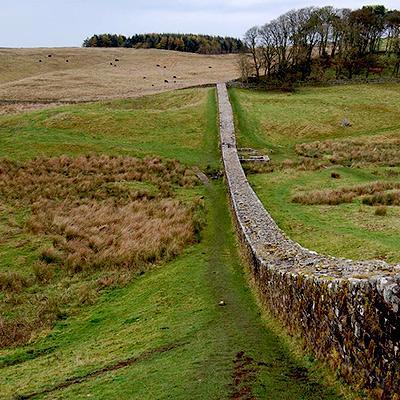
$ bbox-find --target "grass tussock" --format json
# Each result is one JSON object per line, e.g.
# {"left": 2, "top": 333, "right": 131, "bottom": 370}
{"left": 0, "top": 271, "right": 29, "bottom": 293}
{"left": 31, "top": 200, "right": 195, "bottom": 273}
{"left": 0, "top": 155, "right": 203, "bottom": 348}
{"left": 0, "top": 155, "right": 197, "bottom": 203}
{"left": 292, "top": 181, "right": 400, "bottom": 206}
{"left": 363, "top": 191, "right": 400, "bottom": 206}
{"left": 375, "top": 206, "right": 388, "bottom": 216}
{"left": 296, "top": 136, "right": 400, "bottom": 168}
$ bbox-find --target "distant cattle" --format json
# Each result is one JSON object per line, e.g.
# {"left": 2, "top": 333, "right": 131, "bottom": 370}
{"left": 115, "top": 58, "right": 119, "bottom": 62}
{"left": 163, "top": 66, "right": 167, "bottom": 69}
{"left": 173, "top": 75, "right": 177, "bottom": 79}
{"left": 164, "top": 80, "right": 169, "bottom": 83}
{"left": 143, "top": 76, "right": 146, "bottom": 79}
{"left": 66, "top": 60, "right": 69, "bottom": 63}
{"left": 110, "top": 62, "right": 113, "bottom": 65}
{"left": 39, "top": 60, "right": 42, "bottom": 62}
{"left": 48, "top": 54, "right": 52, "bottom": 58}
{"left": 208, "top": 66, "right": 212, "bottom": 68}
{"left": 156, "top": 64, "right": 160, "bottom": 67}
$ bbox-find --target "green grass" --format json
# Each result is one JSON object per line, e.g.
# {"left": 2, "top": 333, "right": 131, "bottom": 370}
{"left": 0, "top": 88, "right": 219, "bottom": 170}
{"left": 230, "top": 84, "right": 400, "bottom": 262}
{"left": 0, "top": 87, "right": 219, "bottom": 308}
{"left": 0, "top": 88, "right": 217, "bottom": 349}
{"left": 0, "top": 182, "right": 352, "bottom": 400}
{"left": 0, "top": 87, "right": 359, "bottom": 398}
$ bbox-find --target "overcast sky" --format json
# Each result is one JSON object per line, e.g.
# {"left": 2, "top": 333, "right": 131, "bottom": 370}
{"left": 2, "top": 0, "right": 399, "bottom": 48}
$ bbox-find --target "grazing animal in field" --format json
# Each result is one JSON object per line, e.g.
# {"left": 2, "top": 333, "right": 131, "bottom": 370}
{"left": 208, "top": 66, "right": 212, "bottom": 68}
{"left": 143, "top": 76, "right": 146, "bottom": 79}
{"left": 152, "top": 84, "right": 155, "bottom": 86}
{"left": 331, "top": 172, "right": 341, "bottom": 179}
{"left": 110, "top": 62, "right": 113, "bottom": 65}
{"left": 164, "top": 79, "right": 169, "bottom": 83}
{"left": 115, "top": 58, "right": 119, "bottom": 62}
{"left": 156, "top": 64, "right": 160, "bottom": 67}
{"left": 341, "top": 118, "right": 351, "bottom": 127}
{"left": 66, "top": 60, "right": 69, "bottom": 63}
{"left": 48, "top": 54, "right": 52, "bottom": 57}
{"left": 39, "top": 59, "right": 42, "bottom": 62}
{"left": 163, "top": 66, "right": 167, "bottom": 68}
{"left": 173, "top": 75, "right": 177, "bottom": 79}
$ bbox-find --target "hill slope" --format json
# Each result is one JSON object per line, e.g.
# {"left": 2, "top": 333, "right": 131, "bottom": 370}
{"left": 0, "top": 48, "right": 238, "bottom": 103}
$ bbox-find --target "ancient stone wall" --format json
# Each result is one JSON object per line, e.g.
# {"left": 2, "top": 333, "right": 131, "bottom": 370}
{"left": 217, "top": 82, "right": 400, "bottom": 398}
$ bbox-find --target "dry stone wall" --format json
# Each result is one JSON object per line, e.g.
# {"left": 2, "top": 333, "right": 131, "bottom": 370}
{"left": 217, "top": 82, "right": 400, "bottom": 398}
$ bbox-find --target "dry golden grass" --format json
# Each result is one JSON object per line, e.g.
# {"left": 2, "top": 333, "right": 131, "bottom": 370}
{"left": 0, "top": 155, "right": 203, "bottom": 348}
{"left": 0, "top": 101, "right": 63, "bottom": 115}
{"left": 292, "top": 181, "right": 400, "bottom": 205}
{"left": 363, "top": 191, "right": 400, "bottom": 206}
{"left": 296, "top": 134, "right": 400, "bottom": 168}
{"left": 0, "top": 48, "right": 239, "bottom": 104}
{"left": 375, "top": 206, "right": 388, "bottom": 216}
{"left": 0, "top": 155, "right": 197, "bottom": 203}
{"left": 31, "top": 200, "right": 195, "bottom": 274}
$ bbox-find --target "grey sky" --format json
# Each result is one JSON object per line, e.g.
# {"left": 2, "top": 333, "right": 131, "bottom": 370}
{"left": 2, "top": 0, "right": 399, "bottom": 48}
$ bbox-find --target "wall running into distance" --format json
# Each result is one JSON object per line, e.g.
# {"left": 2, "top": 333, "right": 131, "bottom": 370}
{"left": 217, "top": 82, "right": 400, "bottom": 398}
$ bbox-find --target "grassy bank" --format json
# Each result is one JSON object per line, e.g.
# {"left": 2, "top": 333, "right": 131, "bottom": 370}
{"left": 0, "top": 88, "right": 219, "bottom": 349}
{"left": 230, "top": 84, "right": 400, "bottom": 262}
{"left": 0, "top": 47, "right": 238, "bottom": 103}
{"left": 0, "top": 181, "right": 353, "bottom": 399}
{"left": 0, "top": 88, "right": 220, "bottom": 169}
{"left": 0, "top": 86, "right": 358, "bottom": 398}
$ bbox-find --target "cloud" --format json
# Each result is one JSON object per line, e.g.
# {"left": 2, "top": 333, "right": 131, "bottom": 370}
{"left": 1, "top": 0, "right": 400, "bottom": 47}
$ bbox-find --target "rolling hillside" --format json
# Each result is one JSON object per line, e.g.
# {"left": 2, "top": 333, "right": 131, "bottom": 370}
{"left": 0, "top": 48, "right": 239, "bottom": 105}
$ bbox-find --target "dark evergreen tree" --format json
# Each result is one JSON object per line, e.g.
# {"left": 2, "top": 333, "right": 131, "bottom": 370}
{"left": 83, "top": 33, "right": 244, "bottom": 54}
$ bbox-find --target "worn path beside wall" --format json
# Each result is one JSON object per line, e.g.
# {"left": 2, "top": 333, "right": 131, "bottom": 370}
{"left": 217, "top": 82, "right": 400, "bottom": 398}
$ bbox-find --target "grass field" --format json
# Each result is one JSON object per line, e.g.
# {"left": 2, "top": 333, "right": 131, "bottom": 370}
{"left": 230, "top": 83, "right": 400, "bottom": 263}
{"left": 0, "top": 182, "right": 353, "bottom": 400}
{"left": 0, "top": 48, "right": 238, "bottom": 106}
{"left": 0, "top": 88, "right": 220, "bottom": 167}
{"left": 0, "top": 85, "right": 358, "bottom": 398}
{"left": 0, "top": 87, "right": 216, "bottom": 348}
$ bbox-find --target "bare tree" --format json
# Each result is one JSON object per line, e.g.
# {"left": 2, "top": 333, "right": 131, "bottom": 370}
{"left": 243, "top": 5, "right": 397, "bottom": 83}
{"left": 259, "top": 23, "right": 277, "bottom": 77}
{"left": 238, "top": 53, "right": 253, "bottom": 82}
{"left": 244, "top": 26, "right": 262, "bottom": 79}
